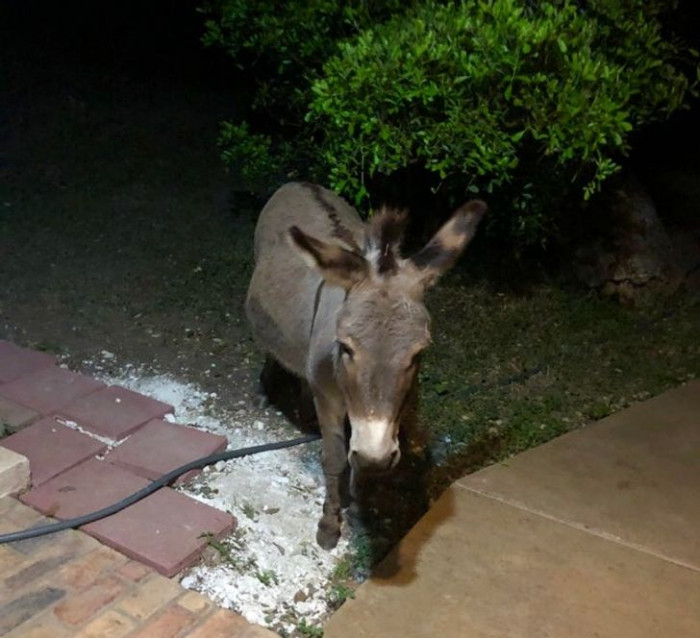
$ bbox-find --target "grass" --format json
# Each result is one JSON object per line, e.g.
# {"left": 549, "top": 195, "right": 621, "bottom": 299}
{"left": 200, "top": 532, "right": 237, "bottom": 564}
{"left": 328, "top": 583, "right": 355, "bottom": 607}
{"left": 421, "top": 275, "right": 700, "bottom": 489}
{"left": 330, "top": 559, "right": 354, "bottom": 582}
{"left": 241, "top": 502, "right": 258, "bottom": 521}
{"left": 200, "top": 529, "right": 258, "bottom": 572}
{"left": 256, "top": 569, "right": 280, "bottom": 587}
{"left": 325, "top": 557, "right": 358, "bottom": 610}
{"left": 295, "top": 618, "right": 324, "bottom": 638}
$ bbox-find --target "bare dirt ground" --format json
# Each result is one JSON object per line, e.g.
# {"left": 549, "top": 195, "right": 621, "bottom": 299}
{"left": 1, "top": 52, "right": 257, "bottom": 410}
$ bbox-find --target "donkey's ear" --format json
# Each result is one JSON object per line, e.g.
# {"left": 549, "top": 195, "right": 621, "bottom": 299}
{"left": 410, "top": 200, "right": 486, "bottom": 288}
{"left": 289, "top": 226, "right": 369, "bottom": 289}
{"left": 366, "top": 207, "right": 408, "bottom": 275}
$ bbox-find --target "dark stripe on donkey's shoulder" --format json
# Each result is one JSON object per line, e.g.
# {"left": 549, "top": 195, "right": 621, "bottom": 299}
{"left": 302, "top": 182, "right": 360, "bottom": 252}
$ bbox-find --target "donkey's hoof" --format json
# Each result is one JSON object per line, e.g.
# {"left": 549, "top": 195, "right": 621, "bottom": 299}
{"left": 316, "top": 521, "right": 341, "bottom": 550}
{"left": 253, "top": 394, "right": 270, "bottom": 410}
{"left": 252, "top": 382, "right": 270, "bottom": 409}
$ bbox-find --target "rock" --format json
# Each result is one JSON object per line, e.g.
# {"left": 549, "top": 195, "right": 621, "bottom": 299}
{"left": 200, "top": 544, "right": 224, "bottom": 567}
{"left": 574, "top": 173, "right": 685, "bottom": 305}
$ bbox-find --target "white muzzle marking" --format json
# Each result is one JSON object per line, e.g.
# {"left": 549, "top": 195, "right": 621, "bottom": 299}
{"left": 349, "top": 418, "right": 400, "bottom": 469}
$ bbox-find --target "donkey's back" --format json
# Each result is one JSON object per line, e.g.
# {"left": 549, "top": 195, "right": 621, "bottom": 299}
{"left": 245, "top": 182, "right": 364, "bottom": 377}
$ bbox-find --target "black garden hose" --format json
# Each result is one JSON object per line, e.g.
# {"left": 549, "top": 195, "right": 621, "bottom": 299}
{"left": 0, "top": 361, "right": 558, "bottom": 545}
{"left": 0, "top": 433, "right": 321, "bottom": 544}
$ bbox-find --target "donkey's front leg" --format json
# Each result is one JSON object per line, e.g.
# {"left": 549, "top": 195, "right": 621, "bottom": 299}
{"left": 314, "top": 395, "right": 348, "bottom": 550}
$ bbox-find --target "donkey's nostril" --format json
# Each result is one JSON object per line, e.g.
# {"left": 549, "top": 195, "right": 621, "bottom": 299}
{"left": 349, "top": 448, "right": 400, "bottom": 473}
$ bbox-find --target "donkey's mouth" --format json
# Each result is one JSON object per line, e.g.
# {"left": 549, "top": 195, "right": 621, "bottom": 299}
{"left": 348, "top": 448, "right": 401, "bottom": 474}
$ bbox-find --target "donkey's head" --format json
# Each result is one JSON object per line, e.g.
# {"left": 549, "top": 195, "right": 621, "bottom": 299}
{"left": 289, "top": 200, "right": 486, "bottom": 474}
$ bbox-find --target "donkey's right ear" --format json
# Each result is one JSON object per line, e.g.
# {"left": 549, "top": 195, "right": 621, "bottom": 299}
{"left": 288, "top": 226, "right": 369, "bottom": 289}
{"left": 409, "top": 200, "right": 486, "bottom": 289}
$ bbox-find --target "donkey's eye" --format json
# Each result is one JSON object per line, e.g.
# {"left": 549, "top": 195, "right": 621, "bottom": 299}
{"left": 339, "top": 342, "right": 355, "bottom": 360}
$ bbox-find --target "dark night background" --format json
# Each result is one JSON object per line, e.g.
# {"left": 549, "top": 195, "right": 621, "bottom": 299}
{"left": 2, "top": 0, "right": 700, "bottom": 372}
{"left": 3, "top": 0, "right": 700, "bottom": 203}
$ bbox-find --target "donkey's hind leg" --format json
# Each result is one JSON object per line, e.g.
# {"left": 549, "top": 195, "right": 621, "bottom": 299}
{"left": 298, "top": 380, "right": 319, "bottom": 431}
{"left": 253, "top": 354, "right": 277, "bottom": 409}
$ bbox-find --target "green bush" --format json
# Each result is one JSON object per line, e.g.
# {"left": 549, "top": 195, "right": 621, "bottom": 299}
{"left": 201, "top": 0, "right": 414, "bottom": 188}
{"left": 309, "top": 0, "right": 697, "bottom": 245}
{"left": 200, "top": 1, "right": 412, "bottom": 119}
{"left": 203, "top": 0, "right": 698, "bottom": 247}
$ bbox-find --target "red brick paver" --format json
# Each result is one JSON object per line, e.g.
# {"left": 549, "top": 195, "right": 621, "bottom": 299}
{"left": 1, "top": 417, "right": 107, "bottom": 487}
{"left": 83, "top": 487, "right": 236, "bottom": 577}
{"left": 0, "top": 397, "right": 41, "bottom": 434}
{"left": 0, "top": 341, "right": 55, "bottom": 384}
{"left": 20, "top": 458, "right": 151, "bottom": 519}
{"left": 115, "top": 573, "right": 183, "bottom": 621}
{"left": 0, "top": 366, "right": 104, "bottom": 416}
{"left": 0, "top": 344, "right": 240, "bottom": 581}
{"left": 53, "top": 573, "right": 127, "bottom": 626}
{"left": 129, "top": 603, "right": 197, "bottom": 637}
{"left": 105, "top": 418, "right": 227, "bottom": 484}
{"left": 58, "top": 385, "right": 173, "bottom": 440}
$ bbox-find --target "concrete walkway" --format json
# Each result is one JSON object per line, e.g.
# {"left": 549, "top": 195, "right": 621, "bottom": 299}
{"left": 326, "top": 380, "right": 700, "bottom": 637}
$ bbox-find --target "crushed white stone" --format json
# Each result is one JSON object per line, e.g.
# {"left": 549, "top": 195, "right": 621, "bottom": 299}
{"left": 91, "top": 360, "right": 349, "bottom": 633}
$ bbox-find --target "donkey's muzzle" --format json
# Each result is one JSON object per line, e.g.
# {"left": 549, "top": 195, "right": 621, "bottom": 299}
{"left": 349, "top": 446, "right": 400, "bottom": 474}
{"left": 348, "top": 416, "right": 401, "bottom": 473}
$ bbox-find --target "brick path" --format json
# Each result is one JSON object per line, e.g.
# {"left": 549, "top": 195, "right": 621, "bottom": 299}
{"left": 0, "top": 497, "right": 275, "bottom": 637}
{"left": 0, "top": 339, "right": 235, "bottom": 576}
{"left": 0, "top": 340, "right": 278, "bottom": 636}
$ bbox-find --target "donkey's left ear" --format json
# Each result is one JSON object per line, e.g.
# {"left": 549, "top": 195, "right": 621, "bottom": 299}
{"left": 288, "top": 226, "right": 369, "bottom": 289}
{"left": 410, "top": 200, "right": 486, "bottom": 288}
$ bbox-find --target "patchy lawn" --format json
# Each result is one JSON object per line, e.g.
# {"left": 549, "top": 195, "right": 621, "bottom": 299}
{"left": 422, "top": 279, "right": 700, "bottom": 488}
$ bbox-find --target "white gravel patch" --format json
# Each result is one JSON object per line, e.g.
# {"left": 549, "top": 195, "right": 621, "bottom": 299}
{"left": 91, "top": 361, "right": 350, "bottom": 634}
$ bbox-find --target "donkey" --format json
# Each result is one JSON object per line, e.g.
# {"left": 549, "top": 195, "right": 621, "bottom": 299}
{"left": 245, "top": 182, "right": 486, "bottom": 549}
